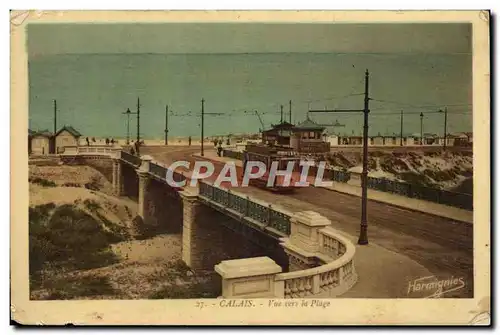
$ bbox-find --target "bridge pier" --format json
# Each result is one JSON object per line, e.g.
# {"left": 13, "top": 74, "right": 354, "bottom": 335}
{"left": 180, "top": 190, "right": 224, "bottom": 270}
{"left": 137, "top": 155, "right": 152, "bottom": 220}
{"left": 112, "top": 158, "right": 124, "bottom": 196}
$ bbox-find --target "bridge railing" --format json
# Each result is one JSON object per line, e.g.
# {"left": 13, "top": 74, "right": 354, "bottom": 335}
{"left": 366, "top": 176, "right": 473, "bottom": 210}
{"left": 120, "top": 150, "right": 142, "bottom": 166}
{"left": 222, "top": 149, "right": 244, "bottom": 160}
{"left": 199, "top": 181, "right": 291, "bottom": 235}
{"left": 149, "top": 161, "right": 187, "bottom": 184}
{"left": 76, "top": 146, "right": 121, "bottom": 155}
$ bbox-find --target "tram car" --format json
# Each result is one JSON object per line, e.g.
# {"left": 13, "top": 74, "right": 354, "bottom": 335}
{"left": 244, "top": 145, "right": 300, "bottom": 193}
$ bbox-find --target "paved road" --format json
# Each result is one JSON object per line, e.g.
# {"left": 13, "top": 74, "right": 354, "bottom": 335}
{"left": 142, "top": 145, "right": 474, "bottom": 298}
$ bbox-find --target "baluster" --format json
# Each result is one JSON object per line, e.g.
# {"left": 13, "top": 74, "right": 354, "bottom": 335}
{"left": 284, "top": 281, "right": 291, "bottom": 298}
{"left": 298, "top": 279, "right": 305, "bottom": 297}
{"left": 291, "top": 279, "right": 299, "bottom": 298}
{"left": 305, "top": 276, "right": 313, "bottom": 295}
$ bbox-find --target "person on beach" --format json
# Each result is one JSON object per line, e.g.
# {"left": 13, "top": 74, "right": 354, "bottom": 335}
{"left": 243, "top": 151, "right": 248, "bottom": 173}
{"left": 134, "top": 140, "right": 140, "bottom": 155}
{"left": 217, "top": 142, "right": 223, "bottom": 157}
{"left": 213, "top": 138, "right": 218, "bottom": 147}
{"left": 188, "top": 136, "right": 192, "bottom": 146}
{"left": 105, "top": 138, "right": 109, "bottom": 146}
{"left": 86, "top": 137, "right": 90, "bottom": 146}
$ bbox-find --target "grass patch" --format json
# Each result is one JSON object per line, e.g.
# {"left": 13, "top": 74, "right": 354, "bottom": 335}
{"left": 132, "top": 215, "right": 169, "bottom": 240}
{"left": 149, "top": 282, "right": 219, "bottom": 299}
{"left": 398, "top": 171, "right": 432, "bottom": 187}
{"left": 44, "top": 275, "right": 116, "bottom": 300}
{"left": 423, "top": 168, "right": 457, "bottom": 182}
{"left": 29, "top": 204, "right": 120, "bottom": 288}
{"left": 29, "top": 177, "right": 57, "bottom": 187}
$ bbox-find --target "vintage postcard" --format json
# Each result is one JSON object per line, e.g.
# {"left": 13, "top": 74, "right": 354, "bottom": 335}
{"left": 11, "top": 10, "right": 490, "bottom": 326}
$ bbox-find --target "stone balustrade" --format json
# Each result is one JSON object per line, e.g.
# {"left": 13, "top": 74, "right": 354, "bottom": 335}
{"left": 215, "top": 211, "right": 357, "bottom": 299}
{"left": 274, "top": 227, "right": 356, "bottom": 298}
{"left": 60, "top": 145, "right": 122, "bottom": 157}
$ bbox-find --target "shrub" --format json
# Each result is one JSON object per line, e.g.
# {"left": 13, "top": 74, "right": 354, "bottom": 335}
{"left": 29, "top": 177, "right": 57, "bottom": 187}
{"left": 84, "top": 176, "right": 102, "bottom": 191}
{"left": 62, "top": 182, "right": 81, "bottom": 188}
{"left": 83, "top": 199, "right": 101, "bottom": 212}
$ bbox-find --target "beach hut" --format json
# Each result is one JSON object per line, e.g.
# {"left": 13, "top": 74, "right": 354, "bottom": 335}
{"left": 55, "top": 125, "right": 82, "bottom": 154}
{"left": 31, "top": 130, "right": 53, "bottom": 155}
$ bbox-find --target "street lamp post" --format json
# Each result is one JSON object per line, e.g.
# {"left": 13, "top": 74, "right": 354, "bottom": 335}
{"left": 420, "top": 112, "right": 424, "bottom": 145}
{"left": 122, "top": 108, "right": 132, "bottom": 145}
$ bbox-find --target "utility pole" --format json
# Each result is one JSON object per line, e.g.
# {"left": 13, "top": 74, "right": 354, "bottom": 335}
{"left": 136, "top": 97, "right": 141, "bottom": 145}
{"left": 443, "top": 107, "right": 448, "bottom": 150}
{"left": 132, "top": 97, "right": 140, "bottom": 155}
{"left": 359, "top": 69, "right": 370, "bottom": 245}
{"left": 122, "top": 108, "right": 132, "bottom": 144}
{"left": 400, "top": 110, "right": 404, "bottom": 146}
{"left": 53, "top": 99, "right": 57, "bottom": 134}
{"left": 289, "top": 100, "right": 292, "bottom": 123}
{"left": 420, "top": 112, "right": 424, "bottom": 145}
{"left": 165, "top": 105, "right": 169, "bottom": 146}
{"left": 201, "top": 98, "right": 205, "bottom": 157}
{"left": 309, "top": 69, "right": 370, "bottom": 245}
{"left": 280, "top": 105, "right": 284, "bottom": 123}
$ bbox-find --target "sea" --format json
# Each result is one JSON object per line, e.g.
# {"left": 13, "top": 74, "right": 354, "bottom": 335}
{"left": 28, "top": 53, "right": 472, "bottom": 138}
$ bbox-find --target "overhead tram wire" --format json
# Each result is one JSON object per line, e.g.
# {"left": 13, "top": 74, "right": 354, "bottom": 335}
{"left": 370, "top": 98, "right": 472, "bottom": 109}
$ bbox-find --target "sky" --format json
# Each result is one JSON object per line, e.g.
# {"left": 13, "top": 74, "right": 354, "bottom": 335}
{"left": 27, "top": 23, "right": 471, "bottom": 56}
{"left": 26, "top": 23, "right": 472, "bottom": 138}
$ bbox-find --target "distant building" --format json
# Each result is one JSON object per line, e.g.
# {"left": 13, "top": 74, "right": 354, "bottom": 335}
{"left": 452, "top": 132, "right": 473, "bottom": 146}
{"left": 436, "top": 134, "right": 456, "bottom": 147}
{"left": 338, "top": 134, "right": 363, "bottom": 145}
{"left": 422, "top": 133, "right": 439, "bottom": 145}
{"left": 323, "top": 133, "right": 339, "bottom": 146}
{"left": 290, "top": 117, "right": 330, "bottom": 153}
{"left": 261, "top": 121, "right": 295, "bottom": 146}
{"left": 28, "top": 129, "right": 35, "bottom": 154}
{"left": 31, "top": 130, "right": 53, "bottom": 155}
{"left": 55, "top": 126, "right": 82, "bottom": 153}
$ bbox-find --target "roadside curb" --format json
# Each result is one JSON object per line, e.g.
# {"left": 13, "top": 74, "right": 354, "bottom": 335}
{"left": 314, "top": 184, "right": 473, "bottom": 225}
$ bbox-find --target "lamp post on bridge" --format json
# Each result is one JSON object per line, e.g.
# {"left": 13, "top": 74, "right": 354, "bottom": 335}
{"left": 122, "top": 97, "right": 141, "bottom": 153}
{"left": 122, "top": 108, "right": 132, "bottom": 145}
{"left": 309, "top": 69, "right": 371, "bottom": 245}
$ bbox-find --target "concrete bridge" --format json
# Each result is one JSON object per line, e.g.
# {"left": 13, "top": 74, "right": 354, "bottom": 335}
{"left": 60, "top": 146, "right": 358, "bottom": 299}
